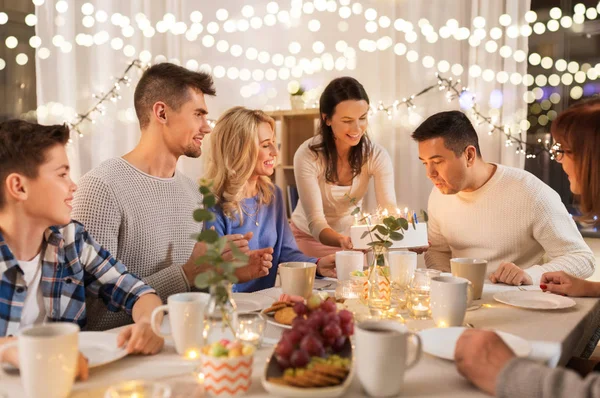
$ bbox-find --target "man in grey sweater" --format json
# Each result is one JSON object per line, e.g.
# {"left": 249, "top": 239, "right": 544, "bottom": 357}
{"left": 456, "top": 328, "right": 600, "bottom": 397}
{"left": 72, "top": 63, "right": 274, "bottom": 330}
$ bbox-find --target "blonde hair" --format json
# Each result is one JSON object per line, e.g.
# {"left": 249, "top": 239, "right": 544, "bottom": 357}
{"left": 205, "top": 106, "right": 276, "bottom": 223}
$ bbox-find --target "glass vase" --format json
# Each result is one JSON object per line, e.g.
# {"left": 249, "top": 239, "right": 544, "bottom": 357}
{"left": 367, "top": 245, "right": 391, "bottom": 317}
{"left": 204, "top": 281, "right": 238, "bottom": 344}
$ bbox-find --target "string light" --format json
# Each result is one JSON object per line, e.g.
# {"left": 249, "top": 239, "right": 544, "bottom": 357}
{"left": 368, "top": 74, "right": 551, "bottom": 157}
{"left": 67, "top": 59, "right": 147, "bottom": 137}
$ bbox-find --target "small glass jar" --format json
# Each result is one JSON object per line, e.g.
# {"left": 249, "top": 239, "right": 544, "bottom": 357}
{"left": 407, "top": 269, "right": 441, "bottom": 320}
{"left": 235, "top": 313, "right": 266, "bottom": 348}
{"left": 104, "top": 380, "right": 171, "bottom": 398}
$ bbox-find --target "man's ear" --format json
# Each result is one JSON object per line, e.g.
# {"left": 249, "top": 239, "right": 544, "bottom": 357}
{"left": 4, "top": 173, "right": 28, "bottom": 202}
{"left": 465, "top": 145, "right": 477, "bottom": 166}
{"left": 152, "top": 102, "right": 168, "bottom": 125}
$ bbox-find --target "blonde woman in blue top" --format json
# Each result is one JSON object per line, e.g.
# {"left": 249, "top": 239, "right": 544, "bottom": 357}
{"left": 204, "top": 107, "right": 337, "bottom": 292}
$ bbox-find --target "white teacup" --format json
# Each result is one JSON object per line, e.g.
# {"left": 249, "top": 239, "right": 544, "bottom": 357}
{"left": 279, "top": 262, "right": 316, "bottom": 299}
{"left": 0, "top": 323, "right": 80, "bottom": 398}
{"left": 388, "top": 251, "right": 417, "bottom": 285}
{"left": 151, "top": 292, "right": 210, "bottom": 356}
{"left": 355, "top": 320, "right": 422, "bottom": 397}
{"left": 335, "top": 251, "right": 364, "bottom": 281}
{"left": 430, "top": 276, "right": 470, "bottom": 327}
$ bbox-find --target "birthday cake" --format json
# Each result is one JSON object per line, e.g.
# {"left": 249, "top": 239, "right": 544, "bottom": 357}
{"left": 350, "top": 223, "right": 428, "bottom": 250}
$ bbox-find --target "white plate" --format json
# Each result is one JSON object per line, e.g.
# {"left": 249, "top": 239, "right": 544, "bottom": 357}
{"left": 78, "top": 332, "right": 128, "bottom": 368}
{"left": 493, "top": 291, "right": 576, "bottom": 310}
{"left": 419, "top": 327, "right": 531, "bottom": 361}
{"left": 261, "top": 312, "right": 293, "bottom": 330}
{"left": 232, "top": 293, "right": 273, "bottom": 313}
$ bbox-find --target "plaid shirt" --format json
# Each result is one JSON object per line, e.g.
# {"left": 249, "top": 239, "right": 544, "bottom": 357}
{"left": 0, "top": 221, "right": 155, "bottom": 336}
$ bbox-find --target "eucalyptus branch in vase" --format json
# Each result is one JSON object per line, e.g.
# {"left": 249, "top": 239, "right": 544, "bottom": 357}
{"left": 192, "top": 179, "right": 249, "bottom": 335}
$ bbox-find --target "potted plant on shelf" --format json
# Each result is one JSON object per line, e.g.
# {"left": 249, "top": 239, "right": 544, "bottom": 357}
{"left": 289, "top": 85, "right": 306, "bottom": 110}
{"left": 192, "top": 179, "right": 249, "bottom": 343}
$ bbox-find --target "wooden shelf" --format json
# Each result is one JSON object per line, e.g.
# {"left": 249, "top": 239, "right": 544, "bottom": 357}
{"left": 269, "top": 109, "right": 320, "bottom": 217}
{"left": 265, "top": 108, "right": 320, "bottom": 118}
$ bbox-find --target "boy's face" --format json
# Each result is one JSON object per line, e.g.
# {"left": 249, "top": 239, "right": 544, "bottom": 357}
{"left": 24, "top": 144, "right": 77, "bottom": 226}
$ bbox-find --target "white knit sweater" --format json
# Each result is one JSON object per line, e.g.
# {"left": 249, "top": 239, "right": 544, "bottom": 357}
{"left": 71, "top": 158, "right": 202, "bottom": 330}
{"left": 424, "top": 164, "right": 595, "bottom": 285}
{"left": 291, "top": 137, "right": 397, "bottom": 240}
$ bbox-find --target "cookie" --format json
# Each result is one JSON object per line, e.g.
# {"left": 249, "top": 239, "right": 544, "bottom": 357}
{"left": 262, "top": 302, "right": 288, "bottom": 314}
{"left": 274, "top": 307, "right": 297, "bottom": 325}
{"left": 312, "top": 363, "right": 349, "bottom": 379}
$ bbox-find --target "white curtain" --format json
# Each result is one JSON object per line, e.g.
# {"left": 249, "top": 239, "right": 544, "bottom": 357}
{"left": 35, "top": 0, "right": 529, "bottom": 210}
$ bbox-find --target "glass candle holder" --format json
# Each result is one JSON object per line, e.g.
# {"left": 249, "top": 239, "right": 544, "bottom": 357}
{"left": 104, "top": 380, "right": 171, "bottom": 398}
{"left": 235, "top": 313, "right": 266, "bottom": 348}
{"left": 407, "top": 269, "right": 441, "bottom": 320}
{"left": 335, "top": 279, "right": 361, "bottom": 300}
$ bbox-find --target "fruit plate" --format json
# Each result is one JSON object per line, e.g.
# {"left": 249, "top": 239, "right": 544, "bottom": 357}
{"left": 261, "top": 340, "right": 354, "bottom": 398}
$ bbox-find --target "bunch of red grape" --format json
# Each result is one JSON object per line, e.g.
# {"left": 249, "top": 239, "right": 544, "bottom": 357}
{"left": 274, "top": 295, "right": 354, "bottom": 369}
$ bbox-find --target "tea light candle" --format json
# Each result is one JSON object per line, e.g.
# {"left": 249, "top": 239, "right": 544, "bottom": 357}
{"left": 236, "top": 313, "right": 266, "bottom": 348}
{"left": 237, "top": 330, "right": 260, "bottom": 345}
{"left": 104, "top": 380, "right": 171, "bottom": 397}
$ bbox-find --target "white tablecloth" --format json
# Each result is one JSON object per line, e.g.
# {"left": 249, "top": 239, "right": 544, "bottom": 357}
{"left": 2, "top": 281, "right": 600, "bottom": 398}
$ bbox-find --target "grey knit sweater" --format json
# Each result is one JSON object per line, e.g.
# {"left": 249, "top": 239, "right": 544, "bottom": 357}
{"left": 71, "top": 158, "right": 202, "bottom": 330}
{"left": 498, "top": 358, "right": 600, "bottom": 397}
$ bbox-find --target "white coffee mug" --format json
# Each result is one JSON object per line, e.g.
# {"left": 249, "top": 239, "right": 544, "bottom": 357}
{"left": 388, "top": 251, "right": 417, "bottom": 285}
{"left": 279, "top": 262, "right": 316, "bottom": 299}
{"left": 335, "top": 251, "right": 364, "bottom": 281}
{"left": 430, "top": 276, "right": 470, "bottom": 327}
{"left": 355, "top": 320, "right": 422, "bottom": 397}
{"left": 0, "top": 323, "right": 80, "bottom": 398}
{"left": 151, "top": 292, "right": 210, "bottom": 356}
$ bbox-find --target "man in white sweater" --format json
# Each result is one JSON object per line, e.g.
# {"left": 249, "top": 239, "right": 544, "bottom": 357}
{"left": 412, "top": 111, "right": 594, "bottom": 286}
{"left": 72, "top": 63, "right": 274, "bottom": 330}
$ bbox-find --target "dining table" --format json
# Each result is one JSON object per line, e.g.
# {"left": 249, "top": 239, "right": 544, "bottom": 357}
{"left": 2, "top": 278, "right": 600, "bottom": 398}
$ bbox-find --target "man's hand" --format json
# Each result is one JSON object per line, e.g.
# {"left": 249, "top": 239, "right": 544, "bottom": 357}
{"left": 235, "top": 247, "right": 274, "bottom": 282}
{"left": 117, "top": 322, "right": 164, "bottom": 355}
{"left": 455, "top": 329, "right": 515, "bottom": 395}
{"left": 489, "top": 262, "right": 532, "bottom": 286}
{"left": 317, "top": 254, "right": 337, "bottom": 278}
{"left": 182, "top": 241, "right": 208, "bottom": 284}
{"left": 541, "top": 271, "right": 600, "bottom": 297}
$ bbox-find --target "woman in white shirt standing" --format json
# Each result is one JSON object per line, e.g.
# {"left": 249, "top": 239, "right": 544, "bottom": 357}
{"left": 290, "top": 77, "right": 397, "bottom": 258}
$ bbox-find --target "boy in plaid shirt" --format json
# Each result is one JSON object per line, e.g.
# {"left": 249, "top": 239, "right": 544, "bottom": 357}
{"left": 0, "top": 120, "right": 164, "bottom": 379}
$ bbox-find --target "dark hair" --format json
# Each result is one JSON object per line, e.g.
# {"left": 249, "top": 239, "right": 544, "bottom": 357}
{"left": 551, "top": 98, "right": 600, "bottom": 218}
{"left": 411, "top": 111, "right": 482, "bottom": 157}
{"left": 134, "top": 62, "right": 217, "bottom": 129}
{"left": 0, "top": 120, "right": 70, "bottom": 208}
{"left": 309, "top": 77, "right": 373, "bottom": 184}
